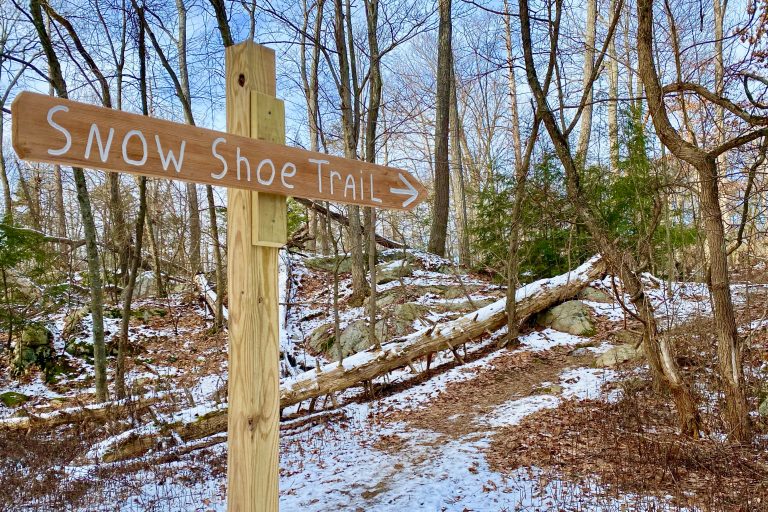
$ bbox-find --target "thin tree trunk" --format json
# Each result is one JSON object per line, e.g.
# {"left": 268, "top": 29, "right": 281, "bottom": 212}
{"left": 206, "top": 185, "right": 224, "bottom": 330}
{"left": 0, "top": 118, "right": 12, "bottom": 222}
{"left": 576, "top": 0, "right": 597, "bottom": 161}
{"left": 607, "top": 0, "right": 620, "bottom": 171}
{"left": 30, "top": 0, "right": 107, "bottom": 401}
{"left": 333, "top": 0, "right": 368, "bottom": 305}
{"left": 449, "top": 59, "right": 470, "bottom": 266}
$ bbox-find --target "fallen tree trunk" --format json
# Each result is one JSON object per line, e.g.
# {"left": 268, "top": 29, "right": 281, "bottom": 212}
{"left": 92, "top": 256, "right": 604, "bottom": 462}
{"left": 194, "top": 274, "right": 229, "bottom": 326}
{"left": 295, "top": 198, "right": 405, "bottom": 249}
{"left": 0, "top": 393, "right": 170, "bottom": 431}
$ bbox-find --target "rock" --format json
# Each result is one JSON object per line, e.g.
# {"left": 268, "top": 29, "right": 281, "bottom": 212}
{"left": 308, "top": 322, "right": 335, "bottom": 353}
{"left": 364, "top": 291, "right": 400, "bottom": 309}
{"left": 338, "top": 320, "right": 385, "bottom": 358}
{"left": 537, "top": 300, "right": 596, "bottom": 336}
{"left": 378, "top": 250, "right": 418, "bottom": 264}
{"left": 578, "top": 286, "right": 613, "bottom": 304}
{"left": 393, "top": 303, "right": 430, "bottom": 335}
{"left": 430, "top": 298, "right": 494, "bottom": 313}
{"left": 532, "top": 383, "right": 563, "bottom": 395}
{"left": 0, "top": 391, "right": 29, "bottom": 407}
{"left": 375, "top": 260, "right": 413, "bottom": 284}
{"left": 65, "top": 339, "right": 93, "bottom": 360}
{"left": 309, "top": 319, "right": 387, "bottom": 359}
{"left": 595, "top": 343, "right": 643, "bottom": 367}
{"left": 62, "top": 306, "right": 90, "bottom": 340}
{"left": 614, "top": 329, "right": 642, "bottom": 346}
{"left": 12, "top": 324, "right": 54, "bottom": 375}
{"left": 305, "top": 256, "right": 353, "bottom": 273}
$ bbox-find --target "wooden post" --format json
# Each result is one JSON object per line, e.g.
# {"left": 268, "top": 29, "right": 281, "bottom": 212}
{"left": 226, "top": 42, "right": 286, "bottom": 512}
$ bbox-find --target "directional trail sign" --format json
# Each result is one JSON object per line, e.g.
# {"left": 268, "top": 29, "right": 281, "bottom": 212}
{"left": 12, "top": 91, "right": 426, "bottom": 210}
{"left": 12, "top": 42, "right": 424, "bottom": 512}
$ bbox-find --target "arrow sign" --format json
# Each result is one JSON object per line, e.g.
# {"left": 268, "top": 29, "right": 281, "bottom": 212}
{"left": 11, "top": 92, "right": 427, "bottom": 211}
{"left": 390, "top": 173, "right": 419, "bottom": 208}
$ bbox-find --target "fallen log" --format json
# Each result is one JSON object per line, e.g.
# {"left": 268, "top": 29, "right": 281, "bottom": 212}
{"left": 0, "top": 393, "right": 171, "bottom": 431}
{"left": 294, "top": 197, "right": 405, "bottom": 249}
{"left": 93, "top": 256, "right": 604, "bottom": 462}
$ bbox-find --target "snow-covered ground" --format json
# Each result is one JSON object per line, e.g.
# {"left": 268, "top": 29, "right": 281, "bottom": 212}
{"left": 6, "top": 251, "right": 767, "bottom": 511}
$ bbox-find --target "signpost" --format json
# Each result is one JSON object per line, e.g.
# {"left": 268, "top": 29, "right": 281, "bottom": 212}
{"left": 11, "top": 41, "right": 426, "bottom": 512}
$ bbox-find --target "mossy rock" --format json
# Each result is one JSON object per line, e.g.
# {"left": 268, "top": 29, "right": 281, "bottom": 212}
{"left": 0, "top": 391, "right": 29, "bottom": 407}
{"left": 537, "top": 300, "right": 596, "bottom": 336}
{"left": 12, "top": 324, "right": 54, "bottom": 375}
{"left": 305, "top": 256, "right": 353, "bottom": 273}
{"left": 308, "top": 322, "right": 335, "bottom": 353}
{"left": 578, "top": 286, "right": 614, "bottom": 304}
{"left": 43, "top": 358, "right": 79, "bottom": 383}
{"left": 531, "top": 384, "right": 563, "bottom": 395}
{"left": 393, "top": 303, "right": 430, "bottom": 335}
{"left": 309, "top": 320, "right": 387, "bottom": 359}
{"left": 378, "top": 250, "right": 419, "bottom": 264}
{"left": 759, "top": 397, "right": 768, "bottom": 417}
{"left": 21, "top": 324, "right": 52, "bottom": 347}
{"left": 65, "top": 339, "right": 93, "bottom": 360}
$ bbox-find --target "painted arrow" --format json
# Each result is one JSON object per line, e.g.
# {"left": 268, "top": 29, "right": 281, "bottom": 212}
{"left": 389, "top": 173, "right": 420, "bottom": 208}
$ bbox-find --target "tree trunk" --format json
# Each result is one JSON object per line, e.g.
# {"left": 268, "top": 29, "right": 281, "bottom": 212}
{"left": 575, "top": 0, "right": 597, "bottom": 161}
{"left": 30, "top": 0, "right": 108, "bottom": 402}
{"left": 206, "top": 185, "right": 225, "bottom": 330}
{"left": 333, "top": 0, "right": 368, "bottom": 305}
{"left": 449, "top": 59, "right": 471, "bottom": 266}
{"left": 518, "top": 0, "right": 701, "bottom": 436}
{"left": 427, "top": 0, "right": 452, "bottom": 257}
{"left": 607, "top": 0, "right": 620, "bottom": 171}
{"left": 636, "top": 0, "right": 749, "bottom": 442}
{"left": 0, "top": 118, "right": 11, "bottom": 222}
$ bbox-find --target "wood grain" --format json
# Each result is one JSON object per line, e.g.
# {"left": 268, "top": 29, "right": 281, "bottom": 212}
{"left": 251, "top": 91, "right": 287, "bottom": 247}
{"left": 225, "top": 41, "right": 280, "bottom": 512}
{"left": 11, "top": 89, "right": 426, "bottom": 210}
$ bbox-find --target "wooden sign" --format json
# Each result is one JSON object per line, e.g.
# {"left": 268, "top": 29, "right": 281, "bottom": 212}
{"left": 11, "top": 91, "right": 426, "bottom": 210}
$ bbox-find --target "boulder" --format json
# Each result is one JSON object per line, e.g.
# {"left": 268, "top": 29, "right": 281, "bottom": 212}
{"left": 309, "top": 320, "right": 387, "bottom": 359}
{"left": 375, "top": 260, "right": 413, "bottom": 284}
{"left": 393, "top": 303, "right": 430, "bottom": 335}
{"left": 12, "top": 324, "right": 54, "bottom": 375}
{"left": 308, "top": 322, "right": 335, "bottom": 353}
{"left": 578, "top": 286, "right": 613, "bottom": 304}
{"left": 595, "top": 343, "right": 643, "bottom": 367}
{"left": 537, "top": 300, "right": 596, "bottom": 336}
{"left": 430, "top": 298, "right": 494, "bottom": 313}
{"left": 614, "top": 329, "right": 642, "bottom": 346}
{"left": 62, "top": 306, "right": 90, "bottom": 340}
{"left": 305, "top": 256, "right": 353, "bottom": 274}
{"left": 338, "top": 320, "right": 386, "bottom": 358}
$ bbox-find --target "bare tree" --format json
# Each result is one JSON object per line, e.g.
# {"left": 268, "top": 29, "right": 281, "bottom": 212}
{"left": 427, "top": 0, "right": 452, "bottom": 257}
{"left": 636, "top": 0, "right": 768, "bottom": 442}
